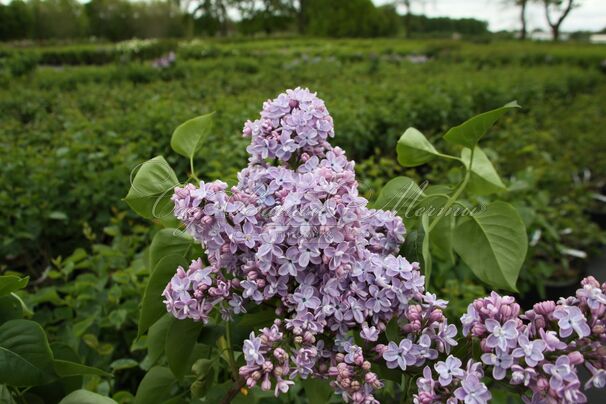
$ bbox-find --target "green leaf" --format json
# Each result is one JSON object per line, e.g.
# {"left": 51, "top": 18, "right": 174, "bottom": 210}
{"left": 443, "top": 101, "right": 520, "bottom": 148}
{"left": 452, "top": 201, "right": 528, "bottom": 291}
{"left": 149, "top": 228, "right": 195, "bottom": 271}
{"left": 0, "top": 295, "right": 24, "bottom": 323}
{"left": 54, "top": 359, "right": 111, "bottom": 378}
{"left": 232, "top": 308, "right": 276, "bottom": 346}
{"left": 421, "top": 214, "right": 432, "bottom": 286}
{"left": 461, "top": 147, "right": 506, "bottom": 195}
{"left": 396, "top": 127, "right": 441, "bottom": 167}
{"left": 134, "top": 367, "right": 177, "bottom": 404}
{"left": 110, "top": 358, "right": 139, "bottom": 371}
{"left": 165, "top": 318, "right": 203, "bottom": 379}
{"left": 419, "top": 187, "right": 455, "bottom": 265}
{"left": 301, "top": 378, "right": 333, "bottom": 404}
{"left": 124, "top": 156, "right": 179, "bottom": 220}
{"left": 0, "top": 319, "right": 56, "bottom": 386}
{"left": 197, "top": 324, "right": 226, "bottom": 346}
{"left": 170, "top": 113, "right": 215, "bottom": 160}
{"left": 385, "top": 318, "right": 400, "bottom": 342}
{"left": 401, "top": 229, "right": 423, "bottom": 267}
{"left": 373, "top": 176, "right": 425, "bottom": 215}
{"left": 48, "top": 211, "right": 68, "bottom": 221}
{"left": 0, "top": 276, "right": 29, "bottom": 296}
{"left": 59, "top": 389, "right": 117, "bottom": 404}
{"left": 138, "top": 255, "right": 188, "bottom": 337}
{"left": 144, "top": 315, "right": 172, "bottom": 368}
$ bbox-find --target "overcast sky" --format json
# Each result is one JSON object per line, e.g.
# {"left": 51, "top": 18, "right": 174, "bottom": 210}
{"left": 375, "top": 0, "right": 606, "bottom": 32}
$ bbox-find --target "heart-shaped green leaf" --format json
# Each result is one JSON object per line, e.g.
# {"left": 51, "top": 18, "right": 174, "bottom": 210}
{"left": 397, "top": 127, "right": 441, "bottom": 167}
{"left": 165, "top": 318, "right": 203, "bottom": 379}
{"left": 138, "top": 255, "right": 188, "bottom": 336}
{"left": 452, "top": 201, "right": 528, "bottom": 291}
{"left": 170, "top": 113, "right": 214, "bottom": 160}
{"left": 0, "top": 276, "right": 29, "bottom": 296}
{"left": 0, "top": 319, "right": 57, "bottom": 386}
{"left": 373, "top": 176, "right": 425, "bottom": 215}
{"left": 134, "top": 367, "right": 177, "bottom": 404}
{"left": 444, "top": 101, "right": 520, "bottom": 148}
{"left": 461, "top": 147, "right": 506, "bottom": 195}
{"left": 149, "top": 228, "right": 196, "bottom": 272}
{"left": 124, "top": 156, "right": 179, "bottom": 220}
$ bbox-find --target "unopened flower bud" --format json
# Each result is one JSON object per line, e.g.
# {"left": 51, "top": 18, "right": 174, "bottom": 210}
{"left": 261, "top": 376, "right": 271, "bottom": 391}
{"left": 537, "top": 377, "right": 549, "bottom": 391}
{"left": 262, "top": 361, "right": 274, "bottom": 372}
{"left": 568, "top": 351, "right": 584, "bottom": 365}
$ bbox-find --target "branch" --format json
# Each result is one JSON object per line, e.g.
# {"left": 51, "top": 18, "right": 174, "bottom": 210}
{"left": 556, "top": 0, "right": 575, "bottom": 26}
{"left": 544, "top": 0, "right": 576, "bottom": 28}
{"left": 220, "top": 377, "right": 246, "bottom": 404}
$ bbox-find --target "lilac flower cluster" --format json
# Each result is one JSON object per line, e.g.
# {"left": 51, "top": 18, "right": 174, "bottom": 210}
{"left": 238, "top": 320, "right": 295, "bottom": 396}
{"left": 375, "top": 294, "right": 458, "bottom": 372}
{"left": 459, "top": 276, "right": 606, "bottom": 403}
{"left": 163, "top": 88, "right": 454, "bottom": 402}
{"left": 414, "top": 357, "right": 491, "bottom": 404}
{"left": 162, "top": 88, "right": 606, "bottom": 403}
{"left": 242, "top": 87, "right": 334, "bottom": 163}
{"left": 151, "top": 51, "right": 176, "bottom": 69}
{"left": 162, "top": 257, "right": 233, "bottom": 323}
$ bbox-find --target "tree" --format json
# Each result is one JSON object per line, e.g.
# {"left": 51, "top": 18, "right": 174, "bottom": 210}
{"left": 543, "top": 0, "right": 580, "bottom": 41}
{"left": 231, "top": 0, "right": 294, "bottom": 35}
{"left": 190, "top": 0, "right": 230, "bottom": 36}
{"left": 396, "top": 0, "right": 425, "bottom": 37}
{"left": 517, "top": 0, "right": 529, "bottom": 39}
{"left": 0, "top": 1, "right": 33, "bottom": 40}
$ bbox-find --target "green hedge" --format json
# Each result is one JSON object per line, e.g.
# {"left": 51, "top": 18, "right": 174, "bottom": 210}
{"left": 1, "top": 41, "right": 604, "bottom": 285}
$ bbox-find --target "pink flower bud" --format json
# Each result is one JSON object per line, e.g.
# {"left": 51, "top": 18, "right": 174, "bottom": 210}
{"left": 592, "top": 324, "right": 605, "bottom": 335}
{"left": 533, "top": 301, "right": 556, "bottom": 317}
{"left": 568, "top": 351, "right": 584, "bottom": 365}
{"left": 365, "top": 372, "right": 377, "bottom": 384}
{"left": 537, "top": 377, "right": 549, "bottom": 391}
{"left": 261, "top": 375, "right": 271, "bottom": 391}
{"left": 429, "top": 309, "right": 444, "bottom": 322}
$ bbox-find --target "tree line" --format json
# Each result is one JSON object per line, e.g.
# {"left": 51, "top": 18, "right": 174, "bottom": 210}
{"left": 0, "top": 0, "right": 582, "bottom": 42}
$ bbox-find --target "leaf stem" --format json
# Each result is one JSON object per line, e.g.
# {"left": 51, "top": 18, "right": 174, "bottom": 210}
{"left": 190, "top": 156, "right": 199, "bottom": 182}
{"left": 225, "top": 321, "right": 239, "bottom": 381}
{"left": 427, "top": 147, "right": 475, "bottom": 233}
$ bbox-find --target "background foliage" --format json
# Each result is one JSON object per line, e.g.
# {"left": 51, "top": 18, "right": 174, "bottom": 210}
{"left": 0, "top": 35, "right": 605, "bottom": 402}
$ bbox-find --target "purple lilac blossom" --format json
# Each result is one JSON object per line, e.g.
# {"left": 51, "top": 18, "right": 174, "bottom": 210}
{"left": 162, "top": 88, "right": 606, "bottom": 403}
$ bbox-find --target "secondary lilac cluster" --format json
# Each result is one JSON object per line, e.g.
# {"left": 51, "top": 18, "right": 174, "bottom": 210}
{"left": 151, "top": 51, "right": 176, "bottom": 69}
{"left": 374, "top": 293, "right": 458, "bottom": 371}
{"left": 458, "top": 276, "right": 606, "bottom": 403}
{"left": 238, "top": 319, "right": 295, "bottom": 396}
{"left": 328, "top": 341, "right": 384, "bottom": 403}
{"left": 413, "top": 357, "right": 491, "bottom": 403}
{"left": 162, "top": 257, "right": 234, "bottom": 322}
